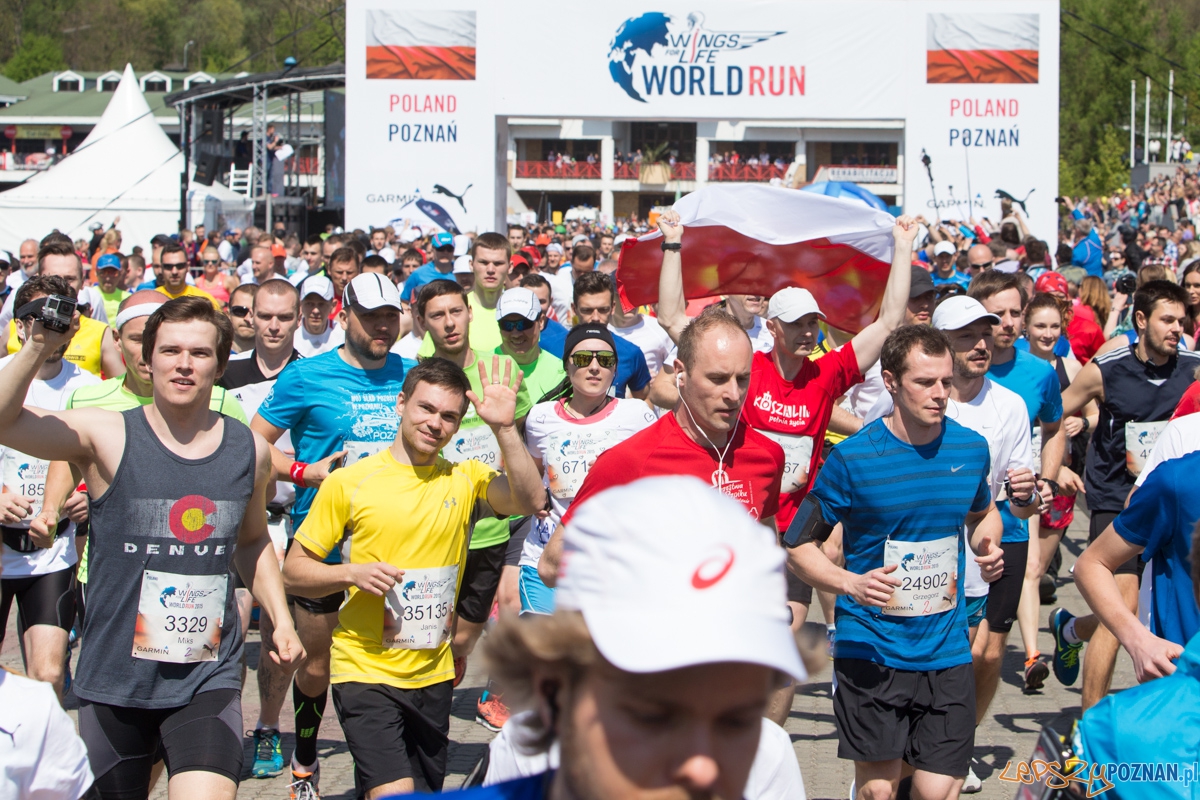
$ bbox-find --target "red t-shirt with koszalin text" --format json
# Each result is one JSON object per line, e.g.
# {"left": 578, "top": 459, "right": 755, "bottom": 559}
{"left": 563, "top": 411, "right": 785, "bottom": 524}
{"left": 741, "top": 344, "right": 863, "bottom": 529}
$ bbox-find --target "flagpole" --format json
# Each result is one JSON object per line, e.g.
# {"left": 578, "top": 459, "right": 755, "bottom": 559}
{"left": 964, "top": 146, "right": 973, "bottom": 221}
{"left": 1130, "top": 80, "right": 1136, "bottom": 166}
{"left": 921, "top": 149, "right": 939, "bottom": 219}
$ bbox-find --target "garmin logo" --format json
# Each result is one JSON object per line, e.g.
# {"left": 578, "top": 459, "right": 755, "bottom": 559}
{"left": 752, "top": 390, "right": 809, "bottom": 421}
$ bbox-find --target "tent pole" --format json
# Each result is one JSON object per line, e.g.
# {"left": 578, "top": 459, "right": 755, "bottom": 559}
{"left": 180, "top": 103, "right": 189, "bottom": 232}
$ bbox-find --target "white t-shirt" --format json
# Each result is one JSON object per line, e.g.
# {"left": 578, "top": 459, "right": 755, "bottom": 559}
{"left": 864, "top": 378, "right": 1031, "bottom": 598}
{"left": 845, "top": 361, "right": 884, "bottom": 420}
{"left": 391, "top": 331, "right": 422, "bottom": 361}
{"left": 0, "top": 355, "right": 99, "bottom": 577}
{"left": 294, "top": 323, "right": 345, "bottom": 357}
{"left": 547, "top": 268, "right": 575, "bottom": 323}
{"left": 744, "top": 316, "right": 775, "bottom": 354}
{"left": 610, "top": 315, "right": 675, "bottom": 375}
{"left": 0, "top": 669, "right": 94, "bottom": 800}
{"left": 521, "top": 397, "right": 656, "bottom": 568}
{"left": 217, "top": 240, "right": 236, "bottom": 263}
{"left": 78, "top": 285, "right": 109, "bottom": 325}
{"left": 484, "top": 711, "right": 806, "bottom": 800}
{"left": 1135, "top": 412, "right": 1200, "bottom": 485}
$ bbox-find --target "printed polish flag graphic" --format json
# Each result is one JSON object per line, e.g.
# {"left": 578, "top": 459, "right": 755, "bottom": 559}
{"left": 615, "top": 184, "right": 897, "bottom": 334}
{"left": 926, "top": 13, "right": 1039, "bottom": 84}
{"left": 366, "top": 10, "right": 476, "bottom": 80}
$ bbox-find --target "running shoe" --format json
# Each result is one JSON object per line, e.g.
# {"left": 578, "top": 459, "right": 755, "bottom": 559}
{"left": 476, "top": 693, "right": 510, "bottom": 731}
{"left": 288, "top": 763, "right": 320, "bottom": 800}
{"left": 961, "top": 766, "right": 983, "bottom": 793}
{"left": 1023, "top": 654, "right": 1049, "bottom": 693}
{"left": 250, "top": 727, "right": 284, "bottom": 778}
{"left": 1050, "top": 607, "right": 1084, "bottom": 686}
{"left": 1039, "top": 573, "right": 1057, "bottom": 605}
{"left": 454, "top": 656, "right": 467, "bottom": 688}
{"left": 826, "top": 625, "right": 836, "bottom": 661}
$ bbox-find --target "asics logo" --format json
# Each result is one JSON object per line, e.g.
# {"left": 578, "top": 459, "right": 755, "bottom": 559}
{"left": 691, "top": 545, "right": 735, "bottom": 590}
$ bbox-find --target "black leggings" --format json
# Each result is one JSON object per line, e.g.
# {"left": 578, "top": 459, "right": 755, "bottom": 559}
{"left": 0, "top": 567, "right": 77, "bottom": 646}
{"left": 79, "top": 689, "right": 243, "bottom": 800}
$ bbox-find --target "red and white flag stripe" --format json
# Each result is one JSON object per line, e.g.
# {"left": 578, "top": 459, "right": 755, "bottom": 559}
{"left": 616, "top": 184, "right": 896, "bottom": 333}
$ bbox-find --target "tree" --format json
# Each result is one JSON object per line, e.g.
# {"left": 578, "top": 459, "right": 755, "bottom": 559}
{"left": 4, "top": 33, "right": 63, "bottom": 82}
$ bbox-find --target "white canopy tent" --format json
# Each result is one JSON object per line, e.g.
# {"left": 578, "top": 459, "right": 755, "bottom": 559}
{"left": 0, "top": 64, "right": 252, "bottom": 256}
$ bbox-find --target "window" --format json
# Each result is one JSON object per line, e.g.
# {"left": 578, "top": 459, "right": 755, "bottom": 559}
{"left": 101, "top": 79, "right": 120, "bottom": 91}
{"left": 144, "top": 79, "right": 167, "bottom": 92}
{"left": 57, "top": 79, "right": 79, "bottom": 92}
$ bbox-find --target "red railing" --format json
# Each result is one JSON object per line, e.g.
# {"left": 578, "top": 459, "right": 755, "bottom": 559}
{"left": 707, "top": 163, "right": 787, "bottom": 182}
{"left": 295, "top": 156, "right": 320, "bottom": 175}
{"left": 672, "top": 162, "right": 695, "bottom": 180}
{"left": 515, "top": 160, "right": 602, "bottom": 179}
{"left": 613, "top": 162, "right": 638, "bottom": 179}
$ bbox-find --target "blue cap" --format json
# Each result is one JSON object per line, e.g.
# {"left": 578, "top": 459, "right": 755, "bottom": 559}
{"left": 431, "top": 232, "right": 454, "bottom": 249}
{"left": 96, "top": 253, "right": 122, "bottom": 271}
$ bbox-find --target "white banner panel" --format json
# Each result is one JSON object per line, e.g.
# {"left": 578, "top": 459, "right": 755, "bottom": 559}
{"left": 346, "top": 0, "right": 1058, "bottom": 239}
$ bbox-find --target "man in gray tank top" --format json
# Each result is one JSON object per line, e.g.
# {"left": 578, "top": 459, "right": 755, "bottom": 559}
{"left": 0, "top": 296, "right": 303, "bottom": 800}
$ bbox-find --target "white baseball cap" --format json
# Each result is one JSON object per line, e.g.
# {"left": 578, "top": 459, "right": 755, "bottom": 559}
{"left": 299, "top": 274, "right": 334, "bottom": 302}
{"left": 452, "top": 255, "right": 472, "bottom": 274}
{"left": 545, "top": 243, "right": 564, "bottom": 255}
{"left": 399, "top": 227, "right": 422, "bottom": 244}
{"left": 558, "top": 476, "right": 806, "bottom": 680}
{"left": 495, "top": 287, "right": 541, "bottom": 321}
{"left": 932, "top": 295, "right": 1000, "bottom": 331}
{"left": 933, "top": 241, "right": 957, "bottom": 256}
{"left": 344, "top": 272, "right": 402, "bottom": 311}
{"left": 767, "top": 287, "right": 825, "bottom": 323}
{"left": 453, "top": 234, "right": 472, "bottom": 257}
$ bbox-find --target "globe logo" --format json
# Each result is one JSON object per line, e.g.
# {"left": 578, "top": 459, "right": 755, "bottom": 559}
{"left": 608, "top": 13, "right": 673, "bottom": 102}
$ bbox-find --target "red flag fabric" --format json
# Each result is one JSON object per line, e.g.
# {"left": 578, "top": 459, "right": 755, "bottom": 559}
{"left": 365, "top": 10, "right": 477, "bottom": 81}
{"left": 615, "top": 184, "right": 896, "bottom": 334}
{"left": 926, "top": 13, "right": 1039, "bottom": 84}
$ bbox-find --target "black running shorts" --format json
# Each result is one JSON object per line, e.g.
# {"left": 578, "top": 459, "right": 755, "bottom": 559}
{"left": 1088, "top": 510, "right": 1143, "bottom": 577}
{"left": 455, "top": 540, "right": 505, "bottom": 624}
{"left": 0, "top": 566, "right": 77, "bottom": 645}
{"left": 79, "top": 689, "right": 243, "bottom": 800}
{"left": 833, "top": 658, "right": 975, "bottom": 777}
{"left": 331, "top": 680, "right": 454, "bottom": 793}
{"left": 984, "top": 539, "right": 1027, "bottom": 634}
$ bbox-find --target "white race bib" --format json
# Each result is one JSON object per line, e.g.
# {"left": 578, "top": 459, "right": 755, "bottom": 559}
{"left": 1, "top": 454, "right": 48, "bottom": 518}
{"left": 1125, "top": 420, "right": 1167, "bottom": 476}
{"left": 757, "top": 430, "right": 815, "bottom": 494}
{"left": 343, "top": 440, "right": 390, "bottom": 466}
{"left": 382, "top": 565, "right": 458, "bottom": 650}
{"left": 544, "top": 429, "right": 620, "bottom": 499}
{"left": 442, "top": 425, "right": 502, "bottom": 469}
{"left": 1030, "top": 427, "right": 1044, "bottom": 475}
{"left": 133, "top": 570, "right": 226, "bottom": 663}
{"left": 881, "top": 535, "right": 958, "bottom": 617}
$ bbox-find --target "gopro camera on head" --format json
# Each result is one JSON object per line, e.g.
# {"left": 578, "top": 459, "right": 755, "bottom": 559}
{"left": 37, "top": 294, "right": 77, "bottom": 332}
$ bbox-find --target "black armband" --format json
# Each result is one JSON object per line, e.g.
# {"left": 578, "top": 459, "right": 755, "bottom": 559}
{"left": 782, "top": 494, "right": 834, "bottom": 548}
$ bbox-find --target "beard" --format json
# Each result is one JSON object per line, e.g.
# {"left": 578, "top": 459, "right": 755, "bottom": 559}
{"left": 953, "top": 351, "right": 990, "bottom": 379}
{"left": 45, "top": 342, "right": 68, "bottom": 363}
{"left": 346, "top": 325, "right": 391, "bottom": 361}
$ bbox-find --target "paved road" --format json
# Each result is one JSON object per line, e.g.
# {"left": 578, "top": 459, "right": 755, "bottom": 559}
{"left": 3, "top": 510, "right": 1133, "bottom": 799}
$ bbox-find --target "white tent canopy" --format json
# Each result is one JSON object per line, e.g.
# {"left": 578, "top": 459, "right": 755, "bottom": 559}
{"left": 0, "top": 64, "right": 252, "bottom": 256}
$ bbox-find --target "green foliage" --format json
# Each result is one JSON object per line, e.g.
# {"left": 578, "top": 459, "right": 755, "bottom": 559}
{"left": 4, "top": 33, "right": 64, "bottom": 82}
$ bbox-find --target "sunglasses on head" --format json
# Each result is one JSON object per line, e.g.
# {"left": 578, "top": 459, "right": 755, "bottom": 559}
{"left": 229, "top": 305, "right": 252, "bottom": 318}
{"left": 500, "top": 317, "right": 537, "bottom": 332}
{"left": 570, "top": 349, "right": 616, "bottom": 369}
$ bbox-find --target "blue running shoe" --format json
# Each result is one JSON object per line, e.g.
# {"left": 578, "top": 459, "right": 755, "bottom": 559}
{"left": 251, "top": 727, "right": 284, "bottom": 778}
{"left": 1050, "top": 607, "right": 1084, "bottom": 686}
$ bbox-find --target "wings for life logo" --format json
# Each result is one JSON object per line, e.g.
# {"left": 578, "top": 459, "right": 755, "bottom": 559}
{"left": 607, "top": 11, "right": 802, "bottom": 102}
{"left": 158, "top": 582, "right": 220, "bottom": 609}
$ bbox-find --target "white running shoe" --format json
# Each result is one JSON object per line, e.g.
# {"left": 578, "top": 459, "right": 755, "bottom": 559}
{"left": 961, "top": 765, "right": 983, "bottom": 793}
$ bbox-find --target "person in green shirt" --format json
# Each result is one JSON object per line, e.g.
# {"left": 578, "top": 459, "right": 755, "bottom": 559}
{"left": 418, "top": 231, "right": 512, "bottom": 357}
{"left": 39, "top": 290, "right": 246, "bottom": 600}
{"left": 94, "top": 254, "right": 129, "bottom": 323}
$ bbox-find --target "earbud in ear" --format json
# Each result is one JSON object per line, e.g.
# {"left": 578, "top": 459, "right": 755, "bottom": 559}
{"left": 674, "top": 371, "right": 682, "bottom": 389}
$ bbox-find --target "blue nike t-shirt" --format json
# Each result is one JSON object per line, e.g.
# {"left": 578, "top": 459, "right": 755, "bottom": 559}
{"left": 1113, "top": 452, "right": 1200, "bottom": 646}
{"left": 257, "top": 347, "right": 408, "bottom": 528}
{"left": 400, "top": 262, "right": 456, "bottom": 303}
{"left": 806, "top": 418, "right": 992, "bottom": 671}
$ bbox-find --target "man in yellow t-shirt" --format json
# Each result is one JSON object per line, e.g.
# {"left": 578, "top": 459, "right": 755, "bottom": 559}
{"left": 155, "top": 243, "right": 220, "bottom": 309}
{"left": 282, "top": 356, "right": 546, "bottom": 796}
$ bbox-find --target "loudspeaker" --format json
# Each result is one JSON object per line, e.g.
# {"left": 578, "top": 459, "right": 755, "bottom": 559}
{"left": 198, "top": 108, "right": 224, "bottom": 144}
{"left": 194, "top": 153, "right": 224, "bottom": 186}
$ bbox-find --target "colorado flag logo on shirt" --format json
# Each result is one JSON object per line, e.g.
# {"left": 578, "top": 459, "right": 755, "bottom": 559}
{"left": 365, "top": 10, "right": 476, "bottom": 80}
{"left": 926, "top": 13, "right": 1039, "bottom": 84}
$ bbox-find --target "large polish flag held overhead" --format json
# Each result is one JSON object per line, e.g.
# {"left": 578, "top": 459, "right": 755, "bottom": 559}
{"left": 365, "top": 10, "right": 477, "bottom": 80}
{"left": 616, "top": 184, "right": 897, "bottom": 334}
{"left": 926, "top": 13, "right": 1039, "bottom": 84}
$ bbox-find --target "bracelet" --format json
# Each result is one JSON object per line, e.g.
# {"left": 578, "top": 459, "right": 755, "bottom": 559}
{"left": 289, "top": 461, "right": 309, "bottom": 488}
{"left": 1010, "top": 490, "right": 1038, "bottom": 508}
{"left": 1080, "top": 416, "right": 1090, "bottom": 434}
{"left": 660, "top": 241, "right": 681, "bottom": 252}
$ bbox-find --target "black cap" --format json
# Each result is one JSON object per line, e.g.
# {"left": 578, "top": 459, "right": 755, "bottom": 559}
{"left": 910, "top": 265, "right": 937, "bottom": 298}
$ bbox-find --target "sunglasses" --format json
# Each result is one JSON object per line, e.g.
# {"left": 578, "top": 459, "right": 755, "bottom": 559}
{"left": 229, "top": 305, "right": 252, "bottom": 318}
{"left": 500, "top": 317, "right": 537, "bottom": 332}
{"left": 570, "top": 349, "right": 616, "bottom": 369}
{"left": 969, "top": 261, "right": 993, "bottom": 270}
{"left": 202, "top": 259, "right": 220, "bottom": 265}
{"left": 162, "top": 262, "right": 189, "bottom": 272}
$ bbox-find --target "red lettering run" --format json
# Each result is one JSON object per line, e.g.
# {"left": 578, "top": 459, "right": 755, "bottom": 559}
{"left": 749, "top": 65, "right": 764, "bottom": 95}
{"left": 789, "top": 66, "right": 805, "bottom": 95}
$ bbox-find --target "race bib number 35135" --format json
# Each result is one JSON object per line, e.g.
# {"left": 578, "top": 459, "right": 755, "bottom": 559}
{"left": 133, "top": 570, "right": 226, "bottom": 663}
{"left": 382, "top": 565, "right": 458, "bottom": 650}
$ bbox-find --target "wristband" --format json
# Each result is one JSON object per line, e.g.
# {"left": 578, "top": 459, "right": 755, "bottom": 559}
{"left": 660, "top": 241, "right": 681, "bottom": 252}
{"left": 289, "top": 461, "right": 309, "bottom": 488}
{"left": 1080, "top": 416, "right": 1090, "bottom": 434}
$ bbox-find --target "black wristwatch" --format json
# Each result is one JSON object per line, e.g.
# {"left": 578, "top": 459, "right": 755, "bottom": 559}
{"left": 661, "top": 241, "right": 681, "bottom": 252}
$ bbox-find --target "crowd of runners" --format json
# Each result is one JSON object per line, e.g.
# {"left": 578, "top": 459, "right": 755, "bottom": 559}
{"left": 0, "top": 187, "right": 1198, "bottom": 800}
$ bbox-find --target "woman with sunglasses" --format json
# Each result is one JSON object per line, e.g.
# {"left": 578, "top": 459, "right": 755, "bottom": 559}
{"left": 194, "top": 245, "right": 237, "bottom": 307}
{"left": 517, "top": 324, "right": 657, "bottom": 615}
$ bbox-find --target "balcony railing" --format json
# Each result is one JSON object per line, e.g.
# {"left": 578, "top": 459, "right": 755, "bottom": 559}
{"left": 707, "top": 163, "right": 785, "bottom": 182}
{"left": 515, "top": 160, "right": 602, "bottom": 179}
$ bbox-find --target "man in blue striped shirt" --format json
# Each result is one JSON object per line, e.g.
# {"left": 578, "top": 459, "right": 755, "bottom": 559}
{"left": 785, "top": 325, "right": 1004, "bottom": 800}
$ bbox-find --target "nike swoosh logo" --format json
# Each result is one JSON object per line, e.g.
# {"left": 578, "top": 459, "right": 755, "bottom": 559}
{"left": 950, "top": 465, "right": 965, "bottom": 472}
